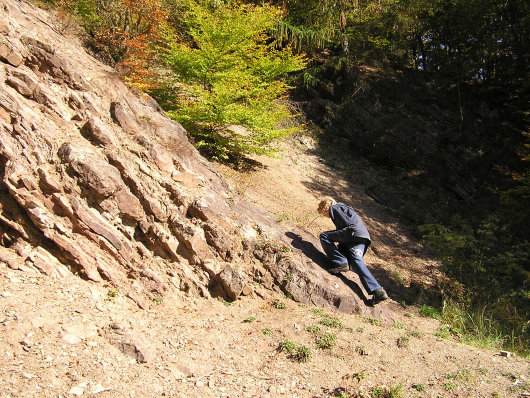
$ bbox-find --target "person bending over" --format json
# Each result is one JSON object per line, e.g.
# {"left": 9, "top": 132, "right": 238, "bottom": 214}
{"left": 318, "top": 197, "right": 388, "bottom": 304}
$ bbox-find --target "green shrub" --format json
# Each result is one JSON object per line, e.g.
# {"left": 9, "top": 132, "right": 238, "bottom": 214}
{"left": 306, "top": 325, "right": 321, "bottom": 334}
{"left": 317, "top": 333, "right": 336, "bottom": 349}
{"left": 273, "top": 300, "right": 286, "bottom": 309}
{"left": 292, "top": 344, "right": 312, "bottom": 362}
{"left": 278, "top": 339, "right": 296, "bottom": 353}
{"left": 320, "top": 316, "right": 344, "bottom": 329}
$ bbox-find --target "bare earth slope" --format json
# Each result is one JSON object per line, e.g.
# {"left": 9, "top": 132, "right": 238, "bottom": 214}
{"left": 1, "top": 211, "right": 529, "bottom": 398}
{"left": 0, "top": 0, "right": 528, "bottom": 397}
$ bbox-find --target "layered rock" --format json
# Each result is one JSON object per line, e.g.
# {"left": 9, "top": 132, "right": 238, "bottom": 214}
{"left": 0, "top": 0, "right": 390, "bottom": 319}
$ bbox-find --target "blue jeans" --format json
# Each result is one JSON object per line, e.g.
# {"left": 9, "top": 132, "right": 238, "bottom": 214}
{"left": 320, "top": 229, "right": 381, "bottom": 294}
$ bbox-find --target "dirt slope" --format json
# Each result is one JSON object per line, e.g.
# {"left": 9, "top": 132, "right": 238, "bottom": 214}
{"left": 216, "top": 134, "right": 440, "bottom": 304}
{"left": 2, "top": 134, "right": 528, "bottom": 398}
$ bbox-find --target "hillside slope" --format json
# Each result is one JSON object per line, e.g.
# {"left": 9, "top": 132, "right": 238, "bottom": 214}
{"left": 1, "top": 138, "right": 529, "bottom": 397}
{"left": 0, "top": 0, "right": 528, "bottom": 397}
{"left": 0, "top": 0, "right": 385, "bottom": 316}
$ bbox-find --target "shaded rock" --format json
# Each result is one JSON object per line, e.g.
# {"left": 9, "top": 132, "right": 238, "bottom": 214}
{"left": 110, "top": 101, "right": 140, "bottom": 135}
{"left": 0, "top": 36, "right": 27, "bottom": 67}
{"left": 203, "top": 223, "right": 234, "bottom": 260}
{"left": 6, "top": 67, "right": 37, "bottom": 97}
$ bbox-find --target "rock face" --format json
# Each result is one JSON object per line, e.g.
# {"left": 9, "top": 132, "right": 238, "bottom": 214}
{"left": 0, "top": 0, "right": 390, "bottom": 318}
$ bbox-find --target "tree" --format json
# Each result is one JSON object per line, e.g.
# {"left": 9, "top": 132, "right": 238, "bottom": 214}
{"left": 157, "top": 0, "right": 306, "bottom": 161}
{"left": 67, "top": 0, "right": 169, "bottom": 90}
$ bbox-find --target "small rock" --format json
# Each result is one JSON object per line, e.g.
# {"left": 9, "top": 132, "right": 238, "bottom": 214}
{"left": 91, "top": 383, "right": 107, "bottom": 394}
{"left": 69, "top": 382, "right": 87, "bottom": 396}
{"left": 62, "top": 333, "right": 82, "bottom": 345}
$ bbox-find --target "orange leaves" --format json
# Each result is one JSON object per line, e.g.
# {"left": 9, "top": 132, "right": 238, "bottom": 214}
{"left": 117, "top": 0, "right": 168, "bottom": 91}
{"left": 84, "top": 0, "right": 169, "bottom": 91}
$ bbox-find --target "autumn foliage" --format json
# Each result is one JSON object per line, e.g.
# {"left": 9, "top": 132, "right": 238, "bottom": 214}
{"left": 69, "top": 0, "right": 169, "bottom": 90}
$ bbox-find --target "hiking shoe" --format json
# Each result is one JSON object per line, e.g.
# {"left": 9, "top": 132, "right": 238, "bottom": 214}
{"left": 328, "top": 263, "right": 349, "bottom": 274}
{"left": 372, "top": 288, "right": 388, "bottom": 304}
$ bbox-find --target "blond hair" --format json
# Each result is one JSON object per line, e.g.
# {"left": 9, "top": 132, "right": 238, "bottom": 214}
{"left": 317, "top": 196, "right": 336, "bottom": 213}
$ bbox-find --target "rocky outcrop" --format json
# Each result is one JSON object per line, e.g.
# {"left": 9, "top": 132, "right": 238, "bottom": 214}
{"left": 0, "top": 0, "right": 391, "bottom": 319}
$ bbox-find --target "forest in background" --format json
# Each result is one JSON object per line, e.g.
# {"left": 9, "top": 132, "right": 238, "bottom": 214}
{"left": 42, "top": 0, "right": 528, "bottom": 354}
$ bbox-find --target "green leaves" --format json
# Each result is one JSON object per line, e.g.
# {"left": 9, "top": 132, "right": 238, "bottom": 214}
{"left": 158, "top": 0, "right": 306, "bottom": 161}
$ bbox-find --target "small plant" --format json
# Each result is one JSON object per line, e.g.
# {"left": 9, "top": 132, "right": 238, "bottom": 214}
{"left": 106, "top": 288, "right": 119, "bottom": 301}
{"left": 278, "top": 340, "right": 312, "bottom": 362}
{"left": 509, "top": 380, "right": 530, "bottom": 393}
{"left": 369, "top": 384, "right": 403, "bottom": 398}
{"left": 363, "top": 317, "right": 381, "bottom": 326}
{"left": 278, "top": 339, "right": 296, "bottom": 353}
{"left": 312, "top": 307, "right": 325, "bottom": 316}
{"left": 419, "top": 305, "right": 441, "bottom": 319}
{"left": 393, "top": 321, "right": 404, "bottom": 329}
{"left": 407, "top": 330, "right": 423, "bottom": 338}
{"left": 262, "top": 328, "right": 272, "bottom": 335}
{"left": 317, "top": 333, "right": 337, "bottom": 349}
{"left": 388, "top": 384, "right": 403, "bottom": 398}
{"left": 391, "top": 271, "right": 405, "bottom": 286}
{"left": 355, "top": 345, "right": 368, "bottom": 356}
{"left": 397, "top": 336, "right": 410, "bottom": 348}
{"left": 369, "top": 386, "right": 385, "bottom": 397}
{"left": 356, "top": 327, "right": 365, "bottom": 333}
{"left": 306, "top": 325, "right": 321, "bottom": 334}
{"left": 320, "top": 316, "right": 344, "bottom": 329}
{"left": 273, "top": 300, "right": 286, "bottom": 309}
{"left": 352, "top": 370, "right": 367, "bottom": 382}
{"left": 443, "top": 381, "right": 457, "bottom": 391}
{"left": 411, "top": 383, "right": 425, "bottom": 391}
{"left": 243, "top": 316, "right": 256, "bottom": 323}
{"left": 445, "top": 368, "right": 472, "bottom": 382}
{"left": 435, "top": 324, "right": 452, "bottom": 339}
{"left": 292, "top": 344, "right": 312, "bottom": 362}
{"left": 284, "top": 273, "right": 294, "bottom": 283}
{"left": 223, "top": 299, "right": 234, "bottom": 307}
{"left": 276, "top": 213, "right": 291, "bottom": 223}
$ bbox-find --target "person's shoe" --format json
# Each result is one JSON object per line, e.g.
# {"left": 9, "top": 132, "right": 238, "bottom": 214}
{"left": 328, "top": 262, "right": 349, "bottom": 274}
{"left": 372, "top": 288, "right": 388, "bottom": 304}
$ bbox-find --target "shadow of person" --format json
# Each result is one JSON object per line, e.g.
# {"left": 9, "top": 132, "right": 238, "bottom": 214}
{"left": 337, "top": 274, "right": 371, "bottom": 305}
{"left": 285, "top": 231, "right": 329, "bottom": 269}
{"left": 285, "top": 231, "right": 371, "bottom": 305}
